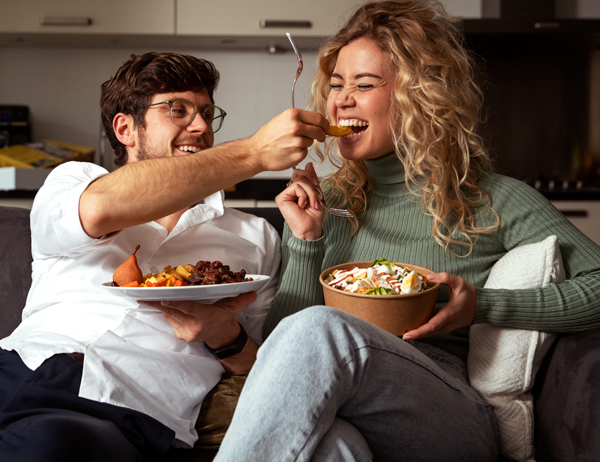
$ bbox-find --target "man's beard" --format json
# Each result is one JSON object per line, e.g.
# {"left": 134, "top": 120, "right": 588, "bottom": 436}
{"left": 134, "top": 128, "right": 209, "bottom": 162}
{"left": 134, "top": 128, "right": 155, "bottom": 162}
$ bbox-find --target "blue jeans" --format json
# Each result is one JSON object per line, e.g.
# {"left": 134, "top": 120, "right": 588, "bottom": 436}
{"left": 215, "top": 306, "right": 500, "bottom": 461}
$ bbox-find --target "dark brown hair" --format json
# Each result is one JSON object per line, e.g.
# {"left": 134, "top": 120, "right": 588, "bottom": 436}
{"left": 100, "top": 52, "right": 220, "bottom": 167}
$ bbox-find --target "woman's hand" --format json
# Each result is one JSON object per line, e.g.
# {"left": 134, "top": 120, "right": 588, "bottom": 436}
{"left": 276, "top": 162, "right": 327, "bottom": 241}
{"left": 402, "top": 272, "right": 477, "bottom": 340}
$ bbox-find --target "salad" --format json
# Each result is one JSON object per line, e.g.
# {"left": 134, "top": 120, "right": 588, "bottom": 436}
{"left": 323, "top": 259, "right": 433, "bottom": 295}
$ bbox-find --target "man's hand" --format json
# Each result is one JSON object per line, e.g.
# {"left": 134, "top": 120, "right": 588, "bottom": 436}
{"left": 402, "top": 272, "right": 477, "bottom": 340}
{"left": 249, "top": 108, "right": 329, "bottom": 172}
{"left": 140, "top": 291, "right": 257, "bottom": 348}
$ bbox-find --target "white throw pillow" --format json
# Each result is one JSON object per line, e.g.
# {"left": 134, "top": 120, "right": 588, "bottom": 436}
{"left": 468, "top": 235, "right": 565, "bottom": 462}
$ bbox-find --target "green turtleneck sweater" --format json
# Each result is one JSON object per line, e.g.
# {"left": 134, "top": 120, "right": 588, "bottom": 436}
{"left": 263, "top": 153, "right": 600, "bottom": 362}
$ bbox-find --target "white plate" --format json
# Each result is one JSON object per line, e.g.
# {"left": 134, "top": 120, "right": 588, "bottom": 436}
{"left": 101, "top": 275, "right": 270, "bottom": 301}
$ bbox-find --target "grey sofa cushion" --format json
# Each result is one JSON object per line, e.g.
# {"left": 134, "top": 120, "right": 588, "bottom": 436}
{"left": 0, "top": 206, "right": 32, "bottom": 339}
{"left": 533, "top": 328, "right": 600, "bottom": 461}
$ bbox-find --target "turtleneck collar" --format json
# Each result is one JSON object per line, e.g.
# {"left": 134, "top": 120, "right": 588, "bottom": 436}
{"left": 364, "top": 153, "right": 405, "bottom": 190}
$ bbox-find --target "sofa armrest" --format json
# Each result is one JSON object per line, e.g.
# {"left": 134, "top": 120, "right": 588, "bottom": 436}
{"left": 533, "top": 327, "right": 600, "bottom": 461}
{"left": 0, "top": 206, "right": 32, "bottom": 340}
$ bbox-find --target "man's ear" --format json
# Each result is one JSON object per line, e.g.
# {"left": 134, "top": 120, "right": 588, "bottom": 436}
{"left": 113, "top": 113, "right": 136, "bottom": 147}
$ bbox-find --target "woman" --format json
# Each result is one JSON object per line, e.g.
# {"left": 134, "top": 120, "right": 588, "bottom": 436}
{"left": 215, "top": 1, "right": 600, "bottom": 460}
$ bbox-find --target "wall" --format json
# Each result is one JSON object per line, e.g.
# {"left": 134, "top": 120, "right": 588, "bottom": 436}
{"left": 0, "top": 45, "right": 331, "bottom": 179}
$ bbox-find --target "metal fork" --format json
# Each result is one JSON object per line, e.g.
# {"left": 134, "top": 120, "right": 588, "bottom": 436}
{"left": 286, "top": 32, "right": 303, "bottom": 109}
{"left": 313, "top": 185, "right": 353, "bottom": 218}
{"left": 286, "top": 33, "right": 352, "bottom": 219}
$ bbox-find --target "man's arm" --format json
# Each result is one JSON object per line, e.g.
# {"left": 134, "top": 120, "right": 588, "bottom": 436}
{"left": 80, "top": 109, "right": 328, "bottom": 238}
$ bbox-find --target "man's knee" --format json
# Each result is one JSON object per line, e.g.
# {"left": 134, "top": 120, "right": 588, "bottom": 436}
{"left": 0, "top": 413, "right": 141, "bottom": 462}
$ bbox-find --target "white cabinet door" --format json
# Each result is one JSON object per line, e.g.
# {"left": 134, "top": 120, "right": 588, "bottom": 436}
{"left": 0, "top": 0, "right": 175, "bottom": 34}
{"left": 551, "top": 201, "right": 600, "bottom": 246}
{"left": 177, "top": 0, "right": 481, "bottom": 37}
{"left": 177, "top": 0, "right": 365, "bottom": 37}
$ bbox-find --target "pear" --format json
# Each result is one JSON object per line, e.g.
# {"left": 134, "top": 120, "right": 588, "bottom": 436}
{"left": 113, "top": 245, "right": 144, "bottom": 286}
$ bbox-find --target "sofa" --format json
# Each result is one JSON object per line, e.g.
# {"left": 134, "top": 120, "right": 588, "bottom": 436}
{"left": 1, "top": 204, "right": 598, "bottom": 462}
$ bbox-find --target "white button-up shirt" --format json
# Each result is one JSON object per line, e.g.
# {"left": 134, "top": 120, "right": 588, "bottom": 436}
{"left": 0, "top": 161, "right": 281, "bottom": 447}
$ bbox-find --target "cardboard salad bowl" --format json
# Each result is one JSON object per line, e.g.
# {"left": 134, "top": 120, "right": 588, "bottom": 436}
{"left": 319, "top": 261, "right": 440, "bottom": 336}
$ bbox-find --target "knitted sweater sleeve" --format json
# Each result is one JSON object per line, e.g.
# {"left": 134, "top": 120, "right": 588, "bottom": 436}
{"left": 262, "top": 223, "right": 326, "bottom": 338}
{"left": 474, "top": 176, "right": 600, "bottom": 333}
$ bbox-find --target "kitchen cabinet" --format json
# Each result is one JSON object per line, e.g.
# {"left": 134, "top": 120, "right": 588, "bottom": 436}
{"left": 178, "top": 0, "right": 367, "bottom": 38}
{"left": 177, "top": 0, "right": 481, "bottom": 38}
{"left": 0, "top": 0, "right": 174, "bottom": 35}
{"left": 551, "top": 200, "right": 600, "bottom": 246}
{"left": 0, "top": 0, "right": 480, "bottom": 47}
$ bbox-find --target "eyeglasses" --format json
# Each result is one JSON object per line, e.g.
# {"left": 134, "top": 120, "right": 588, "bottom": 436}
{"left": 146, "top": 99, "right": 227, "bottom": 133}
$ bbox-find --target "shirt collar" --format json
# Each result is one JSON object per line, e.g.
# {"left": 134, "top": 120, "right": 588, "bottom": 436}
{"left": 174, "top": 190, "right": 225, "bottom": 231}
{"left": 364, "top": 153, "right": 406, "bottom": 185}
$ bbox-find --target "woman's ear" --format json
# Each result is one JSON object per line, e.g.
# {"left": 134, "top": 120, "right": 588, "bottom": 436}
{"left": 113, "top": 113, "right": 136, "bottom": 147}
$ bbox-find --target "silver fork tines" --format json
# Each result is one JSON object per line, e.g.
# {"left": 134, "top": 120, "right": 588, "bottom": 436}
{"left": 313, "top": 186, "right": 353, "bottom": 218}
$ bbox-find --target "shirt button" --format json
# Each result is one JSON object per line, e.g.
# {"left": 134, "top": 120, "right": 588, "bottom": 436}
{"left": 129, "top": 311, "right": 137, "bottom": 318}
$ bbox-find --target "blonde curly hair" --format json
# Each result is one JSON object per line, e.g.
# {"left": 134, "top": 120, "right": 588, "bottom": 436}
{"left": 311, "top": 0, "right": 499, "bottom": 255}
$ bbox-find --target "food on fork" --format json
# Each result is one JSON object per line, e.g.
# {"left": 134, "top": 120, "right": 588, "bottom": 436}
{"left": 323, "top": 258, "right": 433, "bottom": 295}
{"left": 326, "top": 125, "right": 352, "bottom": 137}
{"left": 111, "top": 246, "right": 253, "bottom": 287}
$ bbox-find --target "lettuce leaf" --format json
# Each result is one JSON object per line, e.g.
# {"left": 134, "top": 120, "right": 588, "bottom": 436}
{"left": 371, "top": 258, "right": 395, "bottom": 268}
{"left": 364, "top": 287, "right": 396, "bottom": 295}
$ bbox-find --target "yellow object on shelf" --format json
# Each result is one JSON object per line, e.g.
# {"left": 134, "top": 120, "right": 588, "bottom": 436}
{"left": 41, "top": 139, "right": 95, "bottom": 163}
{"left": 0, "top": 140, "right": 95, "bottom": 169}
{"left": 0, "top": 144, "right": 63, "bottom": 168}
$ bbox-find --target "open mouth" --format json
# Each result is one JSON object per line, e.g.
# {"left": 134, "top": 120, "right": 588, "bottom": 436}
{"left": 176, "top": 145, "right": 203, "bottom": 154}
{"left": 338, "top": 119, "right": 369, "bottom": 139}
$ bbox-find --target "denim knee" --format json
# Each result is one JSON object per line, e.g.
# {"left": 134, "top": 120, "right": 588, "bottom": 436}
{"left": 277, "top": 305, "right": 348, "bottom": 334}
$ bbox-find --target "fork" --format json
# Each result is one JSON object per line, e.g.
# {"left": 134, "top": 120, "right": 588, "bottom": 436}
{"left": 286, "top": 32, "right": 303, "bottom": 110}
{"left": 312, "top": 185, "right": 353, "bottom": 218}
{"left": 286, "top": 33, "right": 352, "bottom": 219}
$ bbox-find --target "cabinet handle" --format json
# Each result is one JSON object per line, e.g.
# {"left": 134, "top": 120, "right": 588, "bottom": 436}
{"left": 40, "top": 16, "right": 93, "bottom": 26}
{"left": 260, "top": 20, "right": 312, "bottom": 29}
{"left": 534, "top": 22, "right": 560, "bottom": 29}
{"left": 559, "top": 210, "right": 588, "bottom": 218}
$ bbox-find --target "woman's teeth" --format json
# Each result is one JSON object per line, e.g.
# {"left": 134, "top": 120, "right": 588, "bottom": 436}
{"left": 178, "top": 145, "right": 201, "bottom": 153}
{"left": 338, "top": 119, "right": 368, "bottom": 127}
{"left": 338, "top": 119, "right": 369, "bottom": 138}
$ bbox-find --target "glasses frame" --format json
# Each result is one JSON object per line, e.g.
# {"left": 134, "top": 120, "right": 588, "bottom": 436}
{"left": 145, "top": 99, "right": 227, "bottom": 133}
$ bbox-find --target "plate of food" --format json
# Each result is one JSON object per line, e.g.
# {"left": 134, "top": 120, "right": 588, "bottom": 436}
{"left": 101, "top": 245, "right": 270, "bottom": 301}
{"left": 101, "top": 276, "right": 270, "bottom": 301}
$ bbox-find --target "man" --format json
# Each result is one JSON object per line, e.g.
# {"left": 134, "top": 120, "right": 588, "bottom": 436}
{"left": 0, "top": 52, "right": 328, "bottom": 461}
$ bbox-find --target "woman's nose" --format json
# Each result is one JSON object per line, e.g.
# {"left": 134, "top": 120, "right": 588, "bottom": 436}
{"left": 334, "top": 86, "right": 355, "bottom": 108}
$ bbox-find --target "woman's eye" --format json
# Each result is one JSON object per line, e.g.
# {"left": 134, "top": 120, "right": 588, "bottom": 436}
{"left": 329, "top": 84, "right": 343, "bottom": 91}
{"left": 357, "top": 84, "right": 374, "bottom": 91}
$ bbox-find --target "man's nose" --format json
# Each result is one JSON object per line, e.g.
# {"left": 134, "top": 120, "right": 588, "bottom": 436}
{"left": 187, "top": 112, "right": 211, "bottom": 133}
